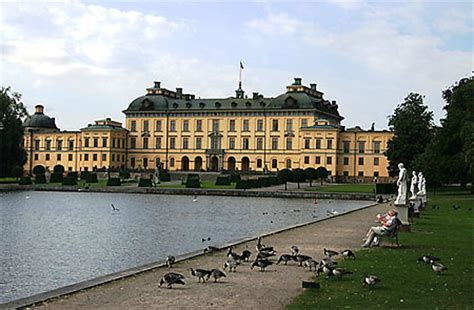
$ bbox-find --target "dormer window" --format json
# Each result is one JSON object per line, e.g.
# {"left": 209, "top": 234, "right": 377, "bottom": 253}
{"left": 186, "top": 102, "right": 192, "bottom": 108}
{"left": 173, "top": 102, "right": 179, "bottom": 109}
{"left": 215, "top": 102, "right": 221, "bottom": 108}
{"left": 199, "top": 102, "right": 205, "bottom": 108}
{"left": 231, "top": 102, "right": 237, "bottom": 108}
{"left": 245, "top": 101, "right": 251, "bottom": 107}
{"left": 259, "top": 101, "right": 265, "bottom": 107}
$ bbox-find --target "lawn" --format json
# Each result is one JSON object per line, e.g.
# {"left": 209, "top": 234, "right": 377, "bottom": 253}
{"left": 158, "top": 180, "right": 236, "bottom": 189}
{"left": 287, "top": 188, "right": 473, "bottom": 309}
{"left": 0, "top": 177, "right": 18, "bottom": 184}
{"left": 305, "top": 184, "right": 375, "bottom": 193}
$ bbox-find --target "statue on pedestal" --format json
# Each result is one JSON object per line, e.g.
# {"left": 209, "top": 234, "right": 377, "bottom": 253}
{"left": 153, "top": 158, "right": 161, "bottom": 187}
{"left": 410, "top": 171, "right": 418, "bottom": 199}
{"left": 394, "top": 163, "right": 407, "bottom": 205}
{"left": 417, "top": 172, "right": 425, "bottom": 196}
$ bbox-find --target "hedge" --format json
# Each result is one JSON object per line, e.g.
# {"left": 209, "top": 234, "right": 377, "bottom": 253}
{"left": 19, "top": 176, "right": 32, "bottom": 185}
{"left": 62, "top": 176, "right": 77, "bottom": 186}
{"left": 67, "top": 171, "right": 78, "bottom": 179}
{"left": 375, "top": 183, "right": 397, "bottom": 195}
{"left": 49, "top": 173, "right": 63, "bottom": 183}
{"left": 215, "top": 176, "right": 231, "bottom": 186}
{"left": 119, "top": 170, "right": 131, "bottom": 180}
{"left": 138, "top": 178, "right": 152, "bottom": 187}
{"left": 106, "top": 177, "right": 121, "bottom": 186}
{"left": 85, "top": 173, "right": 98, "bottom": 183}
{"left": 235, "top": 180, "right": 251, "bottom": 189}
{"left": 186, "top": 178, "right": 200, "bottom": 188}
{"left": 80, "top": 171, "right": 89, "bottom": 180}
{"left": 35, "top": 174, "right": 47, "bottom": 184}
{"left": 159, "top": 170, "right": 171, "bottom": 182}
{"left": 230, "top": 173, "right": 241, "bottom": 183}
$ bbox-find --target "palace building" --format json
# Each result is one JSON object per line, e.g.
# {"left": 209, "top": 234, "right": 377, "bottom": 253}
{"left": 23, "top": 77, "right": 394, "bottom": 182}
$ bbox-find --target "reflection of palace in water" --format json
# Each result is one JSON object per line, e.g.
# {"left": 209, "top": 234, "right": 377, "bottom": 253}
{"left": 23, "top": 77, "right": 394, "bottom": 182}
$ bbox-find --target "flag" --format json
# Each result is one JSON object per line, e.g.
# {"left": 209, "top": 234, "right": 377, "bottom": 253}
{"left": 240, "top": 61, "right": 244, "bottom": 69}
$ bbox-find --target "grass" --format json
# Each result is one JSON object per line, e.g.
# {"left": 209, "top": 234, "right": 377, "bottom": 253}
{"left": 0, "top": 177, "right": 18, "bottom": 184}
{"left": 158, "top": 180, "right": 236, "bottom": 189}
{"left": 305, "top": 184, "right": 375, "bottom": 193}
{"left": 287, "top": 188, "right": 473, "bottom": 309}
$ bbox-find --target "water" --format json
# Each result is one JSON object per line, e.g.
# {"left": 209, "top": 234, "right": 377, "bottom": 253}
{"left": 0, "top": 191, "right": 371, "bottom": 303}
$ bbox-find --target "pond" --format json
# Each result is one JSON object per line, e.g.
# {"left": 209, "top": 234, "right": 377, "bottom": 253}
{"left": 0, "top": 191, "right": 371, "bottom": 303}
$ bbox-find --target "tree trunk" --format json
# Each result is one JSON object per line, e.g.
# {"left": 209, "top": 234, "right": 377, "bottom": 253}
{"left": 284, "top": 182, "right": 287, "bottom": 190}
{"left": 297, "top": 182, "right": 300, "bottom": 189}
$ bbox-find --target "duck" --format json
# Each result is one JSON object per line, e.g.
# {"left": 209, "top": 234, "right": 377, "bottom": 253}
{"left": 323, "top": 248, "right": 339, "bottom": 258}
{"left": 362, "top": 275, "right": 381, "bottom": 287}
{"left": 417, "top": 255, "right": 440, "bottom": 264}
{"left": 431, "top": 262, "right": 448, "bottom": 274}
{"left": 302, "top": 259, "right": 318, "bottom": 271}
{"left": 207, "top": 269, "right": 227, "bottom": 282}
{"left": 251, "top": 259, "right": 274, "bottom": 271}
{"left": 332, "top": 268, "right": 353, "bottom": 279}
{"left": 341, "top": 249, "right": 356, "bottom": 260}
{"left": 189, "top": 268, "right": 212, "bottom": 283}
{"left": 276, "top": 254, "right": 294, "bottom": 265}
{"left": 159, "top": 272, "right": 185, "bottom": 289}
{"left": 240, "top": 250, "right": 252, "bottom": 262}
{"left": 293, "top": 254, "right": 313, "bottom": 266}
{"left": 166, "top": 255, "right": 176, "bottom": 268}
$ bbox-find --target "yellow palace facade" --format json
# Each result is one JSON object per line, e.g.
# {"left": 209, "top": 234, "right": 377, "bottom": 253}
{"left": 23, "top": 77, "right": 394, "bottom": 182}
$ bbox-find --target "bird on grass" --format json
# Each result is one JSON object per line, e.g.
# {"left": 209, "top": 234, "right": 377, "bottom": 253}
{"left": 227, "top": 247, "right": 243, "bottom": 261}
{"left": 251, "top": 259, "right": 274, "bottom": 271}
{"left": 207, "top": 269, "right": 226, "bottom": 282}
{"left": 431, "top": 262, "right": 448, "bottom": 274}
{"left": 159, "top": 272, "right": 185, "bottom": 289}
{"left": 166, "top": 256, "right": 176, "bottom": 268}
{"left": 362, "top": 275, "right": 381, "bottom": 287}
{"left": 293, "top": 254, "right": 313, "bottom": 266}
{"left": 417, "top": 255, "right": 440, "bottom": 264}
{"left": 189, "top": 268, "right": 212, "bottom": 283}
{"left": 320, "top": 257, "right": 337, "bottom": 267}
{"left": 332, "top": 268, "right": 353, "bottom": 279}
{"left": 341, "top": 249, "right": 356, "bottom": 260}
{"left": 302, "top": 259, "right": 318, "bottom": 271}
{"left": 324, "top": 248, "right": 339, "bottom": 258}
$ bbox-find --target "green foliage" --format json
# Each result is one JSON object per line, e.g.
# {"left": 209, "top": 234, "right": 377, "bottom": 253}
{"left": 268, "top": 176, "right": 280, "bottom": 186}
{"left": 35, "top": 173, "right": 46, "bottom": 184}
{"left": 315, "top": 166, "right": 329, "bottom": 185}
{"left": 33, "top": 165, "right": 46, "bottom": 175}
{"left": 159, "top": 169, "right": 171, "bottom": 182}
{"left": 215, "top": 176, "right": 231, "bottom": 186}
{"left": 278, "top": 168, "right": 294, "bottom": 190}
{"left": 119, "top": 169, "right": 131, "bottom": 180}
{"left": 304, "top": 167, "right": 317, "bottom": 186}
{"left": 185, "top": 177, "right": 200, "bottom": 188}
{"left": 67, "top": 171, "right": 78, "bottom": 179}
{"left": 257, "top": 177, "right": 271, "bottom": 187}
{"left": 0, "top": 87, "right": 28, "bottom": 177}
{"left": 385, "top": 92, "right": 434, "bottom": 176}
{"left": 305, "top": 184, "right": 374, "bottom": 193}
{"left": 62, "top": 176, "right": 77, "bottom": 186}
{"left": 106, "top": 177, "right": 121, "bottom": 186}
{"left": 80, "top": 171, "right": 89, "bottom": 180}
{"left": 235, "top": 180, "right": 251, "bottom": 189}
{"left": 138, "top": 178, "right": 152, "bottom": 187}
{"left": 53, "top": 164, "right": 65, "bottom": 174}
{"left": 230, "top": 172, "right": 241, "bottom": 183}
{"left": 12, "top": 166, "right": 23, "bottom": 179}
{"left": 18, "top": 176, "right": 32, "bottom": 185}
{"left": 375, "top": 183, "right": 397, "bottom": 194}
{"left": 292, "top": 168, "right": 306, "bottom": 189}
{"left": 85, "top": 173, "right": 98, "bottom": 183}
{"left": 49, "top": 173, "right": 63, "bottom": 183}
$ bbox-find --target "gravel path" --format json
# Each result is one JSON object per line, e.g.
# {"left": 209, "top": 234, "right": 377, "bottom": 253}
{"left": 33, "top": 202, "right": 389, "bottom": 310}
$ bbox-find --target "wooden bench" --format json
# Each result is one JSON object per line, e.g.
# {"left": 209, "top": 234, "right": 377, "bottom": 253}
{"left": 379, "top": 219, "right": 402, "bottom": 247}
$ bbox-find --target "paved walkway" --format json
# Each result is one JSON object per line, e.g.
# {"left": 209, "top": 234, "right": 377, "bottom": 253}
{"left": 33, "top": 203, "right": 390, "bottom": 310}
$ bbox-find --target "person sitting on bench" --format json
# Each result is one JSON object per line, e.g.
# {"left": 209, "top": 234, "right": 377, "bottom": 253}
{"left": 362, "top": 210, "right": 399, "bottom": 248}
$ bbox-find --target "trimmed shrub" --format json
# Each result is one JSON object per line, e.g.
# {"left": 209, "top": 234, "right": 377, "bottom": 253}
{"left": 268, "top": 176, "right": 279, "bottom": 186}
{"left": 62, "top": 176, "right": 77, "bottom": 186}
{"left": 230, "top": 173, "right": 241, "bottom": 183}
{"left": 80, "top": 171, "right": 89, "bottom": 180}
{"left": 119, "top": 170, "right": 131, "bottom": 180}
{"left": 258, "top": 177, "right": 271, "bottom": 187}
{"left": 85, "top": 173, "right": 98, "bottom": 183}
{"left": 53, "top": 164, "right": 65, "bottom": 174}
{"left": 106, "top": 177, "right": 121, "bottom": 186}
{"left": 375, "top": 183, "right": 397, "bottom": 195}
{"left": 67, "top": 171, "right": 78, "bottom": 179}
{"left": 159, "top": 170, "right": 171, "bottom": 182}
{"left": 33, "top": 165, "right": 46, "bottom": 175}
{"left": 35, "top": 174, "right": 47, "bottom": 184}
{"left": 49, "top": 173, "right": 63, "bottom": 183}
{"left": 235, "top": 180, "right": 251, "bottom": 189}
{"left": 215, "top": 176, "right": 231, "bottom": 186}
{"left": 138, "top": 178, "right": 152, "bottom": 187}
{"left": 19, "top": 176, "right": 32, "bottom": 185}
{"left": 186, "top": 177, "right": 201, "bottom": 188}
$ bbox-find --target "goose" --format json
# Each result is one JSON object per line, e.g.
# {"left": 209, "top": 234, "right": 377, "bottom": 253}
{"left": 291, "top": 246, "right": 299, "bottom": 256}
{"left": 417, "top": 255, "right": 440, "bottom": 264}
{"left": 227, "top": 247, "right": 242, "bottom": 261}
{"left": 332, "top": 268, "right": 353, "bottom": 279}
{"left": 256, "top": 237, "right": 275, "bottom": 253}
{"left": 256, "top": 251, "right": 275, "bottom": 260}
{"left": 316, "top": 265, "right": 334, "bottom": 278}
{"left": 362, "top": 275, "right": 381, "bottom": 287}
{"left": 341, "top": 249, "right": 356, "bottom": 260}
{"left": 240, "top": 250, "right": 252, "bottom": 262}
{"left": 223, "top": 257, "right": 238, "bottom": 272}
{"left": 431, "top": 262, "right": 448, "bottom": 274}
{"left": 207, "top": 269, "right": 226, "bottom": 282}
{"left": 189, "top": 268, "right": 212, "bottom": 283}
{"left": 323, "top": 248, "right": 339, "bottom": 258}
{"left": 159, "top": 272, "right": 185, "bottom": 288}
{"left": 293, "top": 254, "right": 312, "bottom": 266}
{"left": 302, "top": 259, "right": 318, "bottom": 271}
{"left": 251, "top": 259, "right": 274, "bottom": 271}
{"left": 276, "top": 254, "right": 294, "bottom": 265}
{"left": 166, "top": 256, "right": 176, "bottom": 268}
{"left": 320, "top": 257, "right": 337, "bottom": 267}
{"left": 203, "top": 246, "right": 219, "bottom": 254}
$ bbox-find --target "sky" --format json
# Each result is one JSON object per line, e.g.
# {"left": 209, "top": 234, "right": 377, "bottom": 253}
{"left": 0, "top": 0, "right": 472, "bottom": 131}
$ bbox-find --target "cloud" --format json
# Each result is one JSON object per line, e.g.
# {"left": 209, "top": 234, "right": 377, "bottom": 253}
{"left": 436, "top": 8, "right": 473, "bottom": 34}
{"left": 246, "top": 13, "right": 305, "bottom": 36}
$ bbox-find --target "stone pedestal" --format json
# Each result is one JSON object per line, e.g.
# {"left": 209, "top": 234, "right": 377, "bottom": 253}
{"left": 395, "top": 203, "right": 411, "bottom": 232}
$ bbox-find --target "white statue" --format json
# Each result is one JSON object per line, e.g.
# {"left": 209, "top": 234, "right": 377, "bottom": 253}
{"left": 410, "top": 171, "right": 418, "bottom": 199}
{"left": 417, "top": 172, "right": 425, "bottom": 196}
{"left": 394, "top": 163, "right": 408, "bottom": 205}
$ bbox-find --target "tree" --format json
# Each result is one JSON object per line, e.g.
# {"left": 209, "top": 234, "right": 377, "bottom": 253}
{"left": 53, "top": 164, "right": 65, "bottom": 174}
{"left": 384, "top": 93, "right": 434, "bottom": 176}
{"left": 292, "top": 168, "right": 306, "bottom": 189}
{"left": 315, "top": 166, "right": 329, "bottom": 185}
{"left": 305, "top": 167, "right": 317, "bottom": 187}
{"left": 0, "top": 87, "right": 28, "bottom": 177}
{"left": 277, "top": 168, "right": 294, "bottom": 190}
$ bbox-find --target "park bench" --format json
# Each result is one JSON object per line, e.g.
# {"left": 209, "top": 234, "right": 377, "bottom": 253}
{"left": 379, "top": 218, "right": 402, "bottom": 247}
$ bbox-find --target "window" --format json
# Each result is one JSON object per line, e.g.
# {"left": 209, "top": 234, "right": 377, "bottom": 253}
{"left": 343, "top": 171, "right": 349, "bottom": 176}
{"left": 315, "top": 156, "right": 321, "bottom": 164}
{"left": 46, "top": 140, "right": 51, "bottom": 150}
{"left": 68, "top": 154, "right": 73, "bottom": 161}
{"left": 374, "top": 171, "right": 379, "bottom": 177}
{"left": 84, "top": 137, "right": 89, "bottom": 147}
{"left": 93, "top": 138, "right": 98, "bottom": 147}
{"left": 143, "top": 137, "right": 148, "bottom": 149}
{"left": 256, "top": 138, "right": 263, "bottom": 150}
{"left": 304, "top": 139, "right": 310, "bottom": 149}
{"left": 358, "top": 157, "right": 364, "bottom": 165}
{"left": 170, "top": 120, "right": 176, "bottom": 132}
{"left": 272, "top": 119, "right": 279, "bottom": 131}
{"left": 182, "top": 138, "right": 189, "bottom": 149}
{"left": 34, "top": 154, "right": 39, "bottom": 160}
{"left": 304, "top": 156, "right": 310, "bottom": 164}
{"left": 57, "top": 154, "right": 61, "bottom": 161}
{"left": 286, "top": 119, "right": 293, "bottom": 131}
{"left": 243, "top": 120, "right": 250, "bottom": 131}
{"left": 143, "top": 157, "right": 148, "bottom": 168}
{"left": 257, "top": 119, "right": 264, "bottom": 131}
{"left": 225, "top": 137, "right": 234, "bottom": 150}
{"left": 130, "top": 137, "right": 136, "bottom": 149}
{"left": 358, "top": 141, "right": 365, "bottom": 153}
{"left": 373, "top": 141, "right": 381, "bottom": 154}
{"left": 358, "top": 171, "right": 364, "bottom": 177}
{"left": 301, "top": 119, "right": 308, "bottom": 128}
{"left": 257, "top": 159, "right": 262, "bottom": 168}
{"left": 131, "top": 120, "right": 136, "bottom": 131}
{"left": 68, "top": 140, "right": 74, "bottom": 150}
{"left": 156, "top": 120, "right": 162, "bottom": 131}
{"left": 343, "top": 157, "right": 349, "bottom": 165}
{"left": 196, "top": 137, "right": 202, "bottom": 149}
{"left": 102, "top": 137, "right": 107, "bottom": 147}
{"left": 196, "top": 120, "right": 202, "bottom": 132}
{"left": 229, "top": 120, "right": 235, "bottom": 132}
{"left": 84, "top": 154, "right": 89, "bottom": 161}
{"left": 93, "top": 154, "right": 97, "bottom": 161}
{"left": 327, "top": 156, "right": 332, "bottom": 165}
{"left": 211, "top": 136, "right": 219, "bottom": 149}
{"left": 155, "top": 137, "right": 161, "bottom": 149}
{"left": 182, "top": 120, "right": 189, "bottom": 132}
{"left": 316, "top": 139, "right": 321, "bottom": 149}
{"left": 34, "top": 140, "right": 40, "bottom": 150}
{"left": 130, "top": 157, "right": 135, "bottom": 168}
{"left": 112, "top": 138, "right": 116, "bottom": 148}
{"left": 286, "top": 138, "right": 292, "bottom": 150}
{"left": 170, "top": 137, "right": 176, "bottom": 149}
{"left": 327, "top": 139, "right": 333, "bottom": 149}
{"left": 374, "top": 157, "right": 379, "bottom": 166}
{"left": 343, "top": 141, "right": 350, "bottom": 153}
{"left": 56, "top": 140, "right": 62, "bottom": 150}
{"left": 212, "top": 119, "right": 219, "bottom": 132}
{"left": 46, "top": 154, "right": 50, "bottom": 160}
{"left": 286, "top": 159, "right": 292, "bottom": 169}
{"left": 272, "top": 159, "right": 278, "bottom": 169}
{"left": 243, "top": 138, "right": 249, "bottom": 150}
{"left": 102, "top": 154, "right": 106, "bottom": 161}
{"left": 169, "top": 158, "right": 175, "bottom": 167}
{"left": 112, "top": 154, "right": 115, "bottom": 161}
{"left": 143, "top": 120, "right": 149, "bottom": 132}
{"left": 271, "top": 138, "right": 278, "bottom": 150}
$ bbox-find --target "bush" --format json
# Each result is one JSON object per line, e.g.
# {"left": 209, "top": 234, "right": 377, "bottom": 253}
{"left": 80, "top": 171, "right": 89, "bottom": 180}
{"left": 230, "top": 173, "right": 241, "bottom": 183}
{"left": 119, "top": 169, "right": 131, "bottom": 180}
{"left": 53, "top": 164, "right": 65, "bottom": 174}
{"left": 33, "top": 165, "right": 46, "bottom": 175}
{"left": 235, "top": 180, "right": 251, "bottom": 189}
{"left": 268, "top": 176, "right": 280, "bottom": 186}
{"left": 85, "top": 173, "right": 98, "bottom": 183}
{"left": 12, "top": 166, "right": 24, "bottom": 179}
{"left": 19, "top": 176, "right": 32, "bottom": 185}
{"left": 62, "top": 176, "right": 77, "bottom": 186}
{"left": 67, "top": 171, "right": 78, "bottom": 179}
{"left": 106, "top": 177, "right": 121, "bottom": 186}
{"left": 258, "top": 177, "right": 271, "bottom": 187}
{"left": 215, "top": 176, "right": 231, "bottom": 186}
{"left": 35, "top": 174, "right": 47, "bottom": 184}
{"left": 375, "top": 183, "right": 397, "bottom": 195}
{"left": 49, "top": 173, "right": 63, "bottom": 183}
{"left": 138, "top": 178, "right": 152, "bottom": 187}
{"left": 159, "top": 170, "right": 171, "bottom": 182}
{"left": 186, "top": 177, "right": 201, "bottom": 188}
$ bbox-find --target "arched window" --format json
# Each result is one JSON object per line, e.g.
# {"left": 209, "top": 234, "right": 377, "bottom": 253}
{"left": 272, "top": 159, "right": 278, "bottom": 169}
{"left": 170, "top": 158, "right": 175, "bottom": 167}
{"left": 286, "top": 159, "right": 292, "bottom": 169}
{"left": 257, "top": 159, "right": 262, "bottom": 168}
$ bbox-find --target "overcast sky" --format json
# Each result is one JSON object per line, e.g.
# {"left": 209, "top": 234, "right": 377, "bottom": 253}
{"left": 1, "top": 0, "right": 472, "bottom": 130}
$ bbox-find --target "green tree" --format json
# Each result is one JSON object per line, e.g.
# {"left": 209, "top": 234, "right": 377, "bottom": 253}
{"left": 315, "top": 166, "right": 329, "bottom": 185}
{"left": 277, "top": 168, "right": 294, "bottom": 190}
{"left": 292, "top": 168, "right": 306, "bottom": 189}
{"left": 384, "top": 93, "right": 434, "bottom": 176}
{"left": 304, "top": 167, "right": 317, "bottom": 187}
{"left": 0, "top": 87, "right": 28, "bottom": 177}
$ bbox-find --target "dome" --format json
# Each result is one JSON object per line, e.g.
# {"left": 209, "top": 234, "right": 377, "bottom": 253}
{"left": 23, "top": 105, "right": 58, "bottom": 130}
{"left": 124, "top": 95, "right": 169, "bottom": 112}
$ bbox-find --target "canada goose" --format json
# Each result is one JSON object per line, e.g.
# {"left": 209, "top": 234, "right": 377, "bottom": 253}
{"left": 159, "top": 272, "right": 185, "bottom": 288}
{"left": 293, "top": 254, "right": 312, "bottom": 266}
{"left": 417, "top": 255, "right": 440, "bottom": 264}
{"left": 189, "top": 268, "right": 212, "bottom": 283}
{"left": 302, "top": 259, "right": 318, "bottom": 271}
{"left": 256, "top": 237, "right": 275, "bottom": 253}
{"left": 227, "top": 247, "right": 242, "bottom": 261}
{"left": 166, "top": 256, "right": 176, "bottom": 268}
{"left": 320, "top": 257, "right": 337, "bottom": 267}
{"left": 203, "top": 246, "right": 220, "bottom": 255}
{"left": 223, "top": 256, "right": 239, "bottom": 272}
{"left": 341, "top": 249, "right": 356, "bottom": 260}
{"left": 323, "top": 248, "right": 339, "bottom": 258}
{"left": 316, "top": 265, "right": 334, "bottom": 279}
{"left": 256, "top": 251, "right": 275, "bottom": 260}
{"left": 362, "top": 275, "right": 381, "bottom": 287}
{"left": 240, "top": 250, "right": 252, "bottom": 262}
{"left": 332, "top": 268, "right": 353, "bottom": 279}
{"left": 276, "top": 254, "right": 294, "bottom": 265}
{"left": 291, "top": 245, "right": 299, "bottom": 256}
{"left": 251, "top": 259, "right": 274, "bottom": 271}
{"left": 431, "top": 262, "right": 448, "bottom": 274}
{"left": 207, "top": 269, "right": 226, "bottom": 282}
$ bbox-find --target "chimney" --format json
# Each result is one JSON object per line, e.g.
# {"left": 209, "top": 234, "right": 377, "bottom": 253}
{"left": 176, "top": 88, "right": 183, "bottom": 95}
{"left": 154, "top": 81, "right": 161, "bottom": 88}
{"left": 35, "top": 105, "right": 44, "bottom": 114}
{"left": 293, "top": 77, "right": 302, "bottom": 86}
{"left": 310, "top": 83, "right": 317, "bottom": 90}
{"left": 331, "top": 100, "right": 336, "bottom": 105}
{"left": 252, "top": 92, "right": 259, "bottom": 99}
